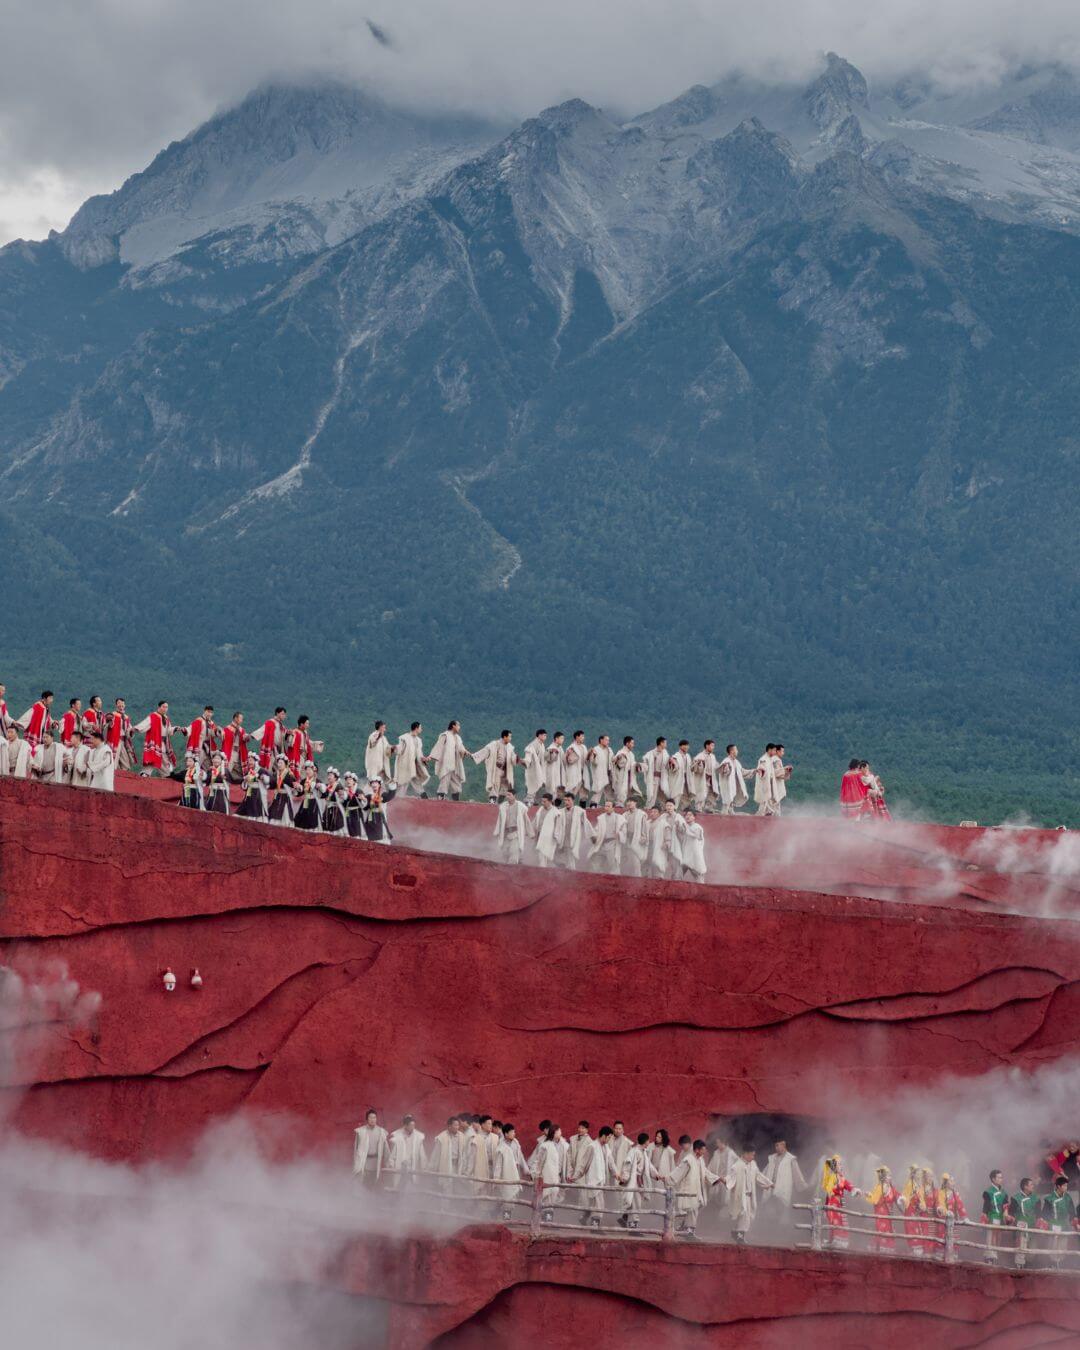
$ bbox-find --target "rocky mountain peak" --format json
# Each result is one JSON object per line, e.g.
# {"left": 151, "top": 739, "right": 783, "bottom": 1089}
{"left": 803, "top": 52, "right": 870, "bottom": 134}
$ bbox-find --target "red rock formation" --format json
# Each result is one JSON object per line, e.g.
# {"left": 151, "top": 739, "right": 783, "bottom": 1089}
{"left": 2, "top": 776, "right": 1078, "bottom": 1345}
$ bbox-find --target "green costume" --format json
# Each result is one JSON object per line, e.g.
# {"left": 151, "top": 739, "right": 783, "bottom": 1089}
{"left": 982, "top": 1184, "right": 1007, "bottom": 1223}
{"left": 1040, "top": 1191, "right": 1077, "bottom": 1231}
{"left": 1009, "top": 1190, "right": 1039, "bottom": 1225}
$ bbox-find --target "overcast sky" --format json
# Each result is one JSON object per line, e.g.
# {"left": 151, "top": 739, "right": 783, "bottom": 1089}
{"left": 3, "top": 0, "right": 1080, "bottom": 245}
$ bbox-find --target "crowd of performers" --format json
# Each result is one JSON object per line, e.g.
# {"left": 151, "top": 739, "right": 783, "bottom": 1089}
{"left": 355, "top": 1110, "right": 1080, "bottom": 1262}
{"left": 3, "top": 686, "right": 892, "bottom": 832}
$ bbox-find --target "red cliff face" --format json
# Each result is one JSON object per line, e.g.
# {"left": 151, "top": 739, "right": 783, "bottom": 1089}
{"left": 2, "top": 777, "right": 1079, "bottom": 1346}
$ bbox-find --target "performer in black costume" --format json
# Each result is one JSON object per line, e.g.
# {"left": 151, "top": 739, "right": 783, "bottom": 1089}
{"left": 343, "top": 771, "right": 365, "bottom": 839}
{"left": 293, "top": 762, "right": 322, "bottom": 832}
{"left": 235, "top": 764, "right": 269, "bottom": 821}
{"left": 180, "top": 755, "right": 205, "bottom": 810}
{"left": 320, "top": 768, "right": 347, "bottom": 836}
{"left": 205, "top": 751, "right": 230, "bottom": 815}
{"left": 267, "top": 754, "right": 295, "bottom": 827}
{"left": 361, "top": 777, "right": 397, "bottom": 843}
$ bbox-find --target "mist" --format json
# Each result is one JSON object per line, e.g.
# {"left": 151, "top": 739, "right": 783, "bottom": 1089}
{"left": 5, "top": 0, "right": 1080, "bottom": 242}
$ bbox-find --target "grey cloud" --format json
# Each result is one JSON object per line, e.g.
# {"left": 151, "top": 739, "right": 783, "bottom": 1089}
{"left": 2, "top": 0, "right": 1080, "bottom": 243}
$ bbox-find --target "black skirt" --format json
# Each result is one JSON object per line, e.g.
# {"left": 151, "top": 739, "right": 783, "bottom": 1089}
{"left": 236, "top": 790, "right": 266, "bottom": 820}
{"left": 206, "top": 787, "right": 229, "bottom": 815}
{"left": 294, "top": 798, "right": 321, "bottom": 831}
{"left": 322, "top": 802, "right": 345, "bottom": 833}
{"left": 268, "top": 792, "right": 294, "bottom": 823}
{"left": 180, "top": 786, "right": 203, "bottom": 810}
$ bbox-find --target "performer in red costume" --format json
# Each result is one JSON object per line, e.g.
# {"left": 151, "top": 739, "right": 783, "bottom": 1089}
{"left": 58, "top": 698, "right": 83, "bottom": 747}
{"left": 104, "top": 697, "right": 135, "bottom": 770}
{"left": 866, "top": 1165, "right": 904, "bottom": 1253}
{"left": 180, "top": 705, "right": 217, "bottom": 769}
{"left": 81, "top": 695, "right": 104, "bottom": 740}
{"left": 221, "top": 712, "right": 251, "bottom": 782}
{"left": 287, "top": 715, "right": 324, "bottom": 771}
{"left": 920, "top": 1167, "right": 942, "bottom": 1257}
{"left": 839, "top": 760, "right": 870, "bottom": 820}
{"left": 16, "top": 690, "right": 55, "bottom": 750}
{"left": 821, "top": 1154, "right": 860, "bottom": 1249}
{"left": 135, "top": 701, "right": 176, "bottom": 776}
{"left": 938, "top": 1173, "right": 967, "bottom": 1223}
{"left": 254, "top": 707, "right": 288, "bottom": 770}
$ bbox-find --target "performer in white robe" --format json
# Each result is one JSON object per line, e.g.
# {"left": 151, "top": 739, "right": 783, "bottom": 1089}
{"left": 62, "top": 733, "right": 91, "bottom": 788}
{"left": 607, "top": 1123, "right": 632, "bottom": 1188}
{"left": 691, "top": 740, "right": 721, "bottom": 812}
{"left": 709, "top": 1138, "right": 738, "bottom": 1183}
{"left": 521, "top": 730, "right": 549, "bottom": 804}
{"left": 492, "top": 1125, "right": 530, "bottom": 1207}
{"left": 620, "top": 801, "right": 651, "bottom": 877}
{"left": 639, "top": 737, "right": 670, "bottom": 809}
{"left": 555, "top": 796, "right": 592, "bottom": 870}
{"left": 426, "top": 1116, "right": 465, "bottom": 1195}
{"left": 724, "top": 1148, "right": 774, "bottom": 1242}
{"left": 494, "top": 790, "right": 530, "bottom": 864}
{"left": 772, "top": 743, "right": 792, "bottom": 813}
{"left": 364, "top": 722, "right": 395, "bottom": 781}
{"left": 353, "top": 1109, "right": 391, "bottom": 1187}
{"left": 545, "top": 732, "right": 566, "bottom": 797}
{"left": 667, "top": 740, "right": 695, "bottom": 810}
{"left": 473, "top": 731, "right": 521, "bottom": 803}
{"left": 395, "top": 722, "right": 430, "bottom": 797}
{"left": 617, "top": 1132, "right": 663, "bottom": 1223}
{"left": 611, "top": 737, "right": 641, "bottom": 806}
{"left": 464, "top": 1116, "right": 498, "bottom": 1196}
{"left": 669, "top": 1140, "right": 722, "bottom": 1237}
{"left": 387, "top": 1116, "right": 426, "bottom": 1188}
{"left": 429, "top": 721, "right": 470, "bottom": 800}
{"left": 718, "top": 744, "right": 750, "bottom": 814}
{"left": 562, "top": 731, "right": 590, "bottom": 802}
{"left": 763, "top": 1139, "right": 808, "bottom": 1215}
{"left": 680, "top": 811, "right": 707, "bottom": 882}
{"left": 86, "top": 732, "right": 116, "bottom": 791}
{"left": 567, "top": 1125, "right": 607, "bottom": 1217}
{"left": 530, "top": 794, "right": 563, "bottom": 867}
{"left": 649, "top": 1130, "right": 677, "bottom": 1185}
{"left": 535, "top": 1127, "right": 564, "bottom": 1208}
{"left": 754, "top": 744, "right": 781, "bottom": 817}
{"left": 649, "top": 802, "right": 685, "bottom": 879}
{"left": 588, "top": 802, "right": 622, "bottom": 874}
{"left": 29, "top": 732, "right": 65, "bottom": 784}
{"left": 587, "top": 735, "right": 615, "bottom": 807}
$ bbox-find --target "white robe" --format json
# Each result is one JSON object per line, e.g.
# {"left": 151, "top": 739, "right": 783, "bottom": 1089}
{"left": 365, "top": 731, "right": 394, "bottom": 782}
{"left": 588, "top": 811, "right": 622, "bottom": 870}
{"left": 388, "top": 1127, "right": 426, "bottom": 1176}
{"left": 535, "top": 1139, "right": 563, "bottom": 1202}
{"left": 427, "top": 1129, "right": 465, "bottom": 1178}
{"left": 568, "top": 1135, "right": 607, "bottom": 1209}
{"left": 763, "top": 1151, "right": 808, "bottom": 1206}
{"left": 681, "top": 821, "right": 707, "bottom": 879}
{"left": 494, "top": 799, "right": 529, "bottom": 862}
{"left": 669, "top": 1153, "right": 719, "bottom": 1219}
{"left": 562, "top": 741, "right": 590, "bottom": 796}
{"left": 649, "top": 1144, "right": 677, "bottom": 1184}
{"left": 649, "top": 812, "right": 685, "bottom": 875}
{"left": 353, "top": 1124, "right": 390, "bottom": 1179}
{"left": 0, "top": 737, "right": 32, "bottom": 778}
{"left": 545, "top": 743, "right": 566, "bottom": 795}
{"left": 724, "top": 1158, "right": 772, "bottom": 1230}
{"left": 430, "top": 730, "right": 468, "bottom": 785}
{"left": 474, "top": 739, "right": 517, "bottom": 796}
{"left": 620, "top": 1144, "right": 661, "bottom": 1210}
{"left": 611, "top": 747, "right": 640, "bottom": 803}
{"left": 621, "top": 808, "right": 651, "bottom": 874}
{"left": 667, "top": 751, "right": 694, "bottom": 802}
{"left": 587, "top": 743, "right": 614, "bottom": 798}
{"left": 557, "top": 804, "right": 592, "bottom": 867}
{"left": 754, "top": 754, "right": 777, "bottom": 807}
{"left": 30, "top": 742, "right": 65, "bottom": 784}
{"left": 395, "top": 732, "right": 430, "bottom": 793}
{"left": 531, "top": 804, "right": 563, "bottom": 866}
{"left": 639, "top": 747, "right": 669, "bottom": 807}
{"left": 718, "top": 755, "right": 749, "bottom": 808}
{"left": 691, "top": 750, "right": 720, "bottom": 807}
{"left": 87, "top": 743, "right": 116, "bottom": 791}
{"left": 522, "top": 738, "right": 548, "bottom": 798}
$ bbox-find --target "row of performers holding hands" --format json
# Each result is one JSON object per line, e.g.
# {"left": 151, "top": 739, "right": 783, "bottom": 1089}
{"left": 824, "top": 1158, "right": 1079, "bottom": 1257}
{"left": 181, "top": 753, "right": 395, "bottom": 842}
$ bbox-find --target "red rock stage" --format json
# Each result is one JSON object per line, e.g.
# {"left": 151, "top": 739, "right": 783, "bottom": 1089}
{"left": 2, "top": 775, "right": 1079, "bottom": 1346}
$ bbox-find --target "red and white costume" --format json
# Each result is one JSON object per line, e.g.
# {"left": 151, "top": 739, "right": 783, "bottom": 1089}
{"left": 840, "top": 768, "right": 870, "bottom": 820}
{"left": 105, "top": 709, "right": 134, "bottom": 766}
{"left": 136, "top": 710, "right": 176, "bottom": 772}
{"left": 182, "top": 715, "right": 217, "bottom": 765}
{"left": 17, "top": 701, "right": 53, "bottom": 750}
{"left": 59, "top": 709, "right": 82, "bottom": 747}
{"left": 254, "top": 717, "right": 285, "bottom": 770}
{"left": 287, "top": 726, "right": 314, "bottom": 770}
{"left": 221, "top": 723, "right": 251, "bottom": 780}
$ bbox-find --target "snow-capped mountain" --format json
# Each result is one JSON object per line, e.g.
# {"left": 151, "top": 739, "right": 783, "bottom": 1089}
{"left": 1, "top": 54, "right": 1079, "bottom": 762}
